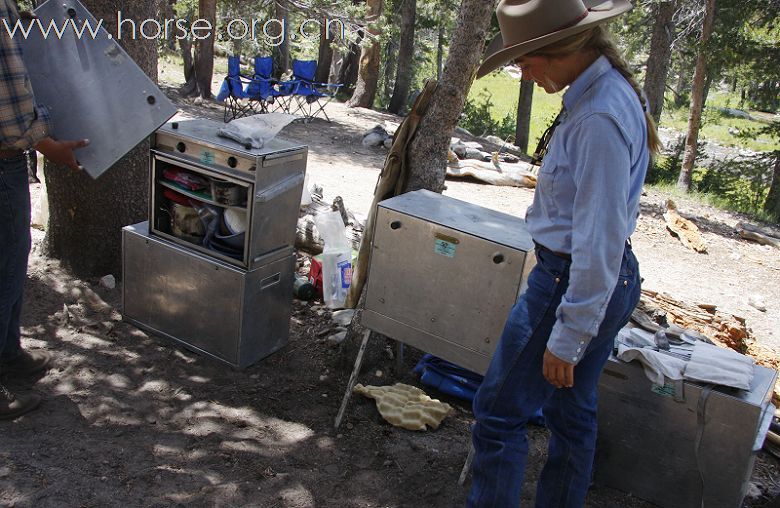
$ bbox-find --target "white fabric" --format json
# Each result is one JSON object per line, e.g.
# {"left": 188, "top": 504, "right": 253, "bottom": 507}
{"left": 616, "top": 328, "right": 756, "bottom": 391}
{"left": 616, "top": 342, "right": 686, "bottom": 386}
{"left": 684, "top": 341, "right": 755, "bottom": 391}
{"left": 217, "top": 113, "right": 298, "bottom": 149}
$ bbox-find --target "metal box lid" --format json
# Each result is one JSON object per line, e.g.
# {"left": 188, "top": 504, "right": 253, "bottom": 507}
{"left": 377, "top": 189, "right": 534, "bottom": 251}
{"left": 22, "top": 0, "right": 177, "bottom": 178}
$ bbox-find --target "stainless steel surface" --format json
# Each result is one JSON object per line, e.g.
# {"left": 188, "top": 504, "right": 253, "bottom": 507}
{"left": 595, "top": 355, "right": 778, "bottom": 508}
{"left": 150, "top": 118, "right": 307, "bottom": 270}
{"left": 122, "top": 222, "right": 295, "bottom": 369}
{"left": 362, "top": 190, "right": 534, "bottom": 375}
{"left": 22, "top": 0, "right": 177, "bottom": 178}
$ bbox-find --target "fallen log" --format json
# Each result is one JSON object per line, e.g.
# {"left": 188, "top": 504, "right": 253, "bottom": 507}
{"left": 737, "top": 225, "right": 780, "bottom": 249}
{"left": 663, "top": 199, "right": 707, "bottom": 253}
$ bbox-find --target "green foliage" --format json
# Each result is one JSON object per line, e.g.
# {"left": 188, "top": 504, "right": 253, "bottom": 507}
{"left": 695, "top": 155, "right": 774, "bottom": 214}
{"left": 646, "top": 135, "right": 706, "bottom": 185}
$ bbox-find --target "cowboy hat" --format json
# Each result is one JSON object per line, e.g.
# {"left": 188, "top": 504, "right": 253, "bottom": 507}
{"left": 476, "top": 0, "right": 632, "bottom": 79}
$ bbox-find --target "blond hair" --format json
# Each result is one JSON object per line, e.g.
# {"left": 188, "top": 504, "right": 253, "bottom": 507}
{"left": 530, "top": 26, "right": 662, "bottom": 155}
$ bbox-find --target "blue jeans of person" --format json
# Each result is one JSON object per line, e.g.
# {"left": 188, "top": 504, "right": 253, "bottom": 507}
{"left": 467, "top": 243, "right": 641, "bottom": 508}
{"left": 0, "top": 154, "right": 32, "bottom": 364}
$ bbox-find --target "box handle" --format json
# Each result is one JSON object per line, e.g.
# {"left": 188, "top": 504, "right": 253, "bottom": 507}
{"left": 255, "top": 173, "right": 304, "bottom": 203}
{"left": 260, "top": 273, "right": 281, "bottom": 290}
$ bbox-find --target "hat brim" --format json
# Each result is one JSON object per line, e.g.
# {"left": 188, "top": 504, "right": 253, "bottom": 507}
{"left": 476, "top": 0, "right": 632, "bottom": 79}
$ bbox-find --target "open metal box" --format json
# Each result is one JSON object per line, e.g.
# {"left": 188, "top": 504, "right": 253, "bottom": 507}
{"left": 123, "top": 118, "right": 307, "bottom": 368}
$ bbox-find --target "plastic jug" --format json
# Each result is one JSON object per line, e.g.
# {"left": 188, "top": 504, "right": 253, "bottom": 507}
{"left": 314, "top": 211, "right": 352, "bottom": 308}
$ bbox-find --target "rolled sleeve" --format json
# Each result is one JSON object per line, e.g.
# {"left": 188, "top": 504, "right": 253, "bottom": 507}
{"left": 546, "top": 113, "right": 631, "bottom": 364}
{"left": 0, "top": 3, "right": 50, "bottom": 150}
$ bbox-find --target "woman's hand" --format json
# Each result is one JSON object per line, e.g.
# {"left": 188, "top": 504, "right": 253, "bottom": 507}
{"left": 34, "top": 137, "right": 90, "bottom": 172}
{"left": 543, "top": 348, "right": 574, "bottom": 388}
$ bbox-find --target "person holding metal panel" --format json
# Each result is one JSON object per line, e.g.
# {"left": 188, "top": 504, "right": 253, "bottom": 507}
{"left": 1, "top": 0, "right": 88, "bottom": 420}
{"left": 467, "top": 0, "right": 661, "bottom": 505}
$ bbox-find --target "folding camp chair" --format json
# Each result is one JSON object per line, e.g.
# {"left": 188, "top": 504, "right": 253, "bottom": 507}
{"left": 216, "top": 56, "right": 256, "bottom": 122}
{"left": 287, "top": 59, "right": 343, "bottom": 122}
{"left": 244, "top": 56, "right": 281, "bottom": 114}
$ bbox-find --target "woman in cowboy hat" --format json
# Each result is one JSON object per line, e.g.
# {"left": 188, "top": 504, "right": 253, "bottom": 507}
{"left": 467, "top": 1, "right": 661, "bottom": 506}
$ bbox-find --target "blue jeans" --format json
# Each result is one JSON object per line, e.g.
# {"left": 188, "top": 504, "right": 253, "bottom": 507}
{"left": 0, "top": 154, "right": 31, "bottom": 363}
{"left": 467, "top": 244, "right": 641, "bottom": 508}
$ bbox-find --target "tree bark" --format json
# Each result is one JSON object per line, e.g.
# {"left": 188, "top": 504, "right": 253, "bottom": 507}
{"left": 43, "top": 0, "right": 158, "bottom": 278}
{"left": 315, "top": 22, "right": 334, "bottom": 83}
{"left": 644, "top": 0, "right": 677, "bottom": 125}
{"left": 764, "top": 152, "right": 780, "bottom": 222}
{"left": 388, "top": 0, "right": 417, "bottom": 114}
{"left": 515, "top": 80, "right": 534, "bottom": 152}
{"left": 347, "top": 0, "right": 384, "bottom": 109}
{"left": 404, "top": 0, "right": 499, "bottom": 192}
{"left": 678, "top": 0, "right": 716, "bottom": 191}
{"left": 194, "top": 0, "right": 216, "bottom": 99}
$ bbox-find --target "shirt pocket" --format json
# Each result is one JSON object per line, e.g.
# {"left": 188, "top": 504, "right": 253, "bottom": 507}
{"left": 537, "top": 161, "right": 559, "bottom": 197}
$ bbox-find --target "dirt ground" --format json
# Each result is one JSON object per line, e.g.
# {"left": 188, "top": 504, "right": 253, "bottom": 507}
{"left": 2, "top": 80, "right": 780, "bottom": 507}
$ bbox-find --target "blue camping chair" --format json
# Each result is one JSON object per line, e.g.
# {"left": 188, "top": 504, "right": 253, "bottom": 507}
{"left": 245, "top": 56, "right": 282, "bottom": 114}
{"left": 216, "top": 56, "right": 256, "bottom": 122}
{"left": 286, "top": 59, "right": 343, "bottom": 122}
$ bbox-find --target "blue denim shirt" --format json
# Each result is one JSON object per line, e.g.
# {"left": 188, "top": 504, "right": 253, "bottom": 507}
{"left": 525, "top": 56, "right": 649, "bottom": 364}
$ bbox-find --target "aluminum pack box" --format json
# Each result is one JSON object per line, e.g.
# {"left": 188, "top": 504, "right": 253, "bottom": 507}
{"left": 122, "top": 222, "right": 295, "bottom": 369}
{"left": 362, "top": 190, "right": 535, "bottom": 375}
{"left": 595, "top": 355, "right": 777, "bottom": 508}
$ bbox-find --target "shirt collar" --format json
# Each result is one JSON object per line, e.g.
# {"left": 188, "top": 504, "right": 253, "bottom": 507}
{"left": 562, "top": 55, "right": 612, "bottom": 112}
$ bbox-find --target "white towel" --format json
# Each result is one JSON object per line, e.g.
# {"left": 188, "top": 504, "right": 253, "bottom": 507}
{"left": 217, "top": 113, "right": 298, "bottom": 149}
{"left": 683, "top": 341, "right": 755, "bottom": 391}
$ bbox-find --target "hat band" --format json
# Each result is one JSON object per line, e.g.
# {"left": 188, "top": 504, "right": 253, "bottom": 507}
{"left": 552, "top": 9, "right": 588, "bottom": 32}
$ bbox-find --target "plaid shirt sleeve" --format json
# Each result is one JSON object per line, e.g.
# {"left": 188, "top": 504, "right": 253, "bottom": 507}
{"left": 0, "top": 0, "right": 50, "bottom": 151}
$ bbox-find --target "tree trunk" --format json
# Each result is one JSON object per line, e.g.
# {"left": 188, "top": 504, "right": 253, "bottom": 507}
{"left": 515, "top": 80, "right": 534, "bottom": 152}
{"left": 337, "top": 37, "right": 362, "bottom": 91}
{"left": 315, "top": 22, "right": 334, "bottom": 83}
{"left": 273, "top": 1, "right": 290, "bottom": 77}
{"left": 436, "top": 25, "right": 445, "bottom": 81}
{"left": 381, "top": 38, "right": 397, "bottom": 108}
{"left": 404, "top": 0, "right": 499, "bottom": 192}
{"left": 764, "top": 152, "right": 780, "bottom": 221}
{"left": 347, "top": 0, "right": 384, "bottom": 109}
{"left": 678, "top": 0, "right": 716, "bottom": 191}
{"left": 644, "top": 0, "right": 676, "bottom": 125}
{"left": 194, "top": 0, "right": 216, "bottom": 99}
{"left": 179, "top": 35, "right": 198, "bottom": 96}
{"left": 388, "top": 0, "right": 417, "bottom": 114}
{"left": 43, "top": 0, "right": 158, "bottom": 278}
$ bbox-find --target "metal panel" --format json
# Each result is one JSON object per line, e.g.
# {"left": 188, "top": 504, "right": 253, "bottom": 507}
{"left": 594, "top": 356, "right": 778, "bottom": 508}
{"left": 363, "top": 191, "right": 533, "bottom": 374}
{"left": 122, "top": 222, "right": 295, "bottom": 368}
{"left": 22, "top": 0, "right": 177, "bottom": 178}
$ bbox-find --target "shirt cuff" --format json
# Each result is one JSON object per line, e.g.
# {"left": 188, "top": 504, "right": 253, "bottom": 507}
{"left": 11, "top": 104, "right": 51, "bottom": 150}
{"left": 547, "top": 320, "right": 592, "bottom": 365}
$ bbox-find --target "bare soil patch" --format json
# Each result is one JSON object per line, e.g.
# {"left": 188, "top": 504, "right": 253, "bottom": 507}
{"left": 2, "top": 86, "right": 779, "bottom": 507}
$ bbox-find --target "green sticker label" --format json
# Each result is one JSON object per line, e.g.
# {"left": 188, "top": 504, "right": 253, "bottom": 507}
{"left": 201, "top": 150, "right": 215, "bottom": 165}
{"left": 434, "top": 239, "right": 457, "bottom": 258}
{"left": 651, "top": 382, "right": 676, "bottom": 398}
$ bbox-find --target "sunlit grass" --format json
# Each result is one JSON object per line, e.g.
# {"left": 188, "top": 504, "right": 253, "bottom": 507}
{"left": 470, "top": 71, "right": 779, "bottom": 153}
{"left": 468, "top": 70, "right": 563, "bottom": 154}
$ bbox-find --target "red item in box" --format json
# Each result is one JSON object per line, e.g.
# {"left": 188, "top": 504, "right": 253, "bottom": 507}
{"left": 308, "top": 258, "right": 324, "bottom": 299}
